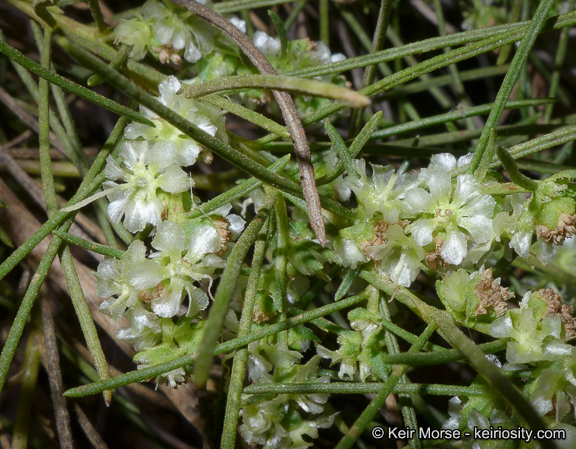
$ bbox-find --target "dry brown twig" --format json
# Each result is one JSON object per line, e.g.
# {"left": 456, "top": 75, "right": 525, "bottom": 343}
{"left": 168, "top": 0, "right": 327, "bottom": 246}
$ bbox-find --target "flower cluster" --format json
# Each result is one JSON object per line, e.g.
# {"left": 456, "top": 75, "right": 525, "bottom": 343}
{"left": 115, "top": 0, "right": 216, "bottom": 64}
{"left": 240, "top": 339, "right": 336, "bottom": 449}
{"left": 89, "top": 75, "right": 247, "bottom": 386}
{"left": 101, "top": 5, "right": 576, "bottom": 448}
{"left": 334, "top": 153, "right": 576, "bottom": 287}
{"left": 115, "top": 1, "right": 348, "bottom": 116}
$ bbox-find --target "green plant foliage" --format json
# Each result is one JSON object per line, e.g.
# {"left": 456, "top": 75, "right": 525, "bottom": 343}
{"left": 0, "top": 1, "right": 576, "bottom": 448}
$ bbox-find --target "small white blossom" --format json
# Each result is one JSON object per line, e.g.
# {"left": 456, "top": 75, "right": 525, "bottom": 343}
{"left": 142, "top": 0, "right": 214, "bottom": 63}
{"left": 126, "top": 76, "right": 226, "bottom": 170}
{"left": 145, "top": 220, "right": 225, "bottom": 318}
{"left": 490, "top": 293, "right": 573, "bottom": 364}
{"left": 346, "top": 159, "right": 419, "bottom": 221}
{"left": 117, "top": 302, "right": 162, "bottom": 352}
{"left": 405, "top": 164, "right": 496, "bottom": 266}
{"left": 253, "top": 31, "right": 282, "bottom": 56}
{"left": 368, "top": 223, "right": 426, "bottom": 287}
{"left": 114, "top": 17, "right": 151, "bottom": 60}
{"left": 95, "top": 240, "right": 164, "bottom": 321}
{"left": 104, "top": 140, "right": 189, "bottom": 232}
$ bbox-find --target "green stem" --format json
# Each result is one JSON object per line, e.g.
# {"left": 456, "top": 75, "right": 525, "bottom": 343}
{"left": 52, "top": 230, "right": 123, "bottom": 258}
{"left": 193, "top": 192, "right": 278, "bottom": 386}
{"left": 64, "top": 291, "right": 370, "bottom": 398}
{"left": 243, "top": 382, "right": 484, "bottom": 396}
{"left": 360, "top": 269, "right": 556, "bottom": 449}
{"left": 38, "top": 27, "right": 58, "bottom": 216}
{"left": 379, "top": 293, "right": 421, "bottom": 449}
{"left": 325, "top": 121, "right": 359, "bottom": 179}
{"left": 496, "top": 146, "right": 539, "bottom": 192}
{"left": 0, "top": 36, "right": 152, "bottom": 126}
{"left": 469, "top": 0, "right": 555, "bottom": 178}
{"left": 221, "top": 220, "right": 270, "bottom": 449}
{"left": 86, "top": 0, "right": 107, "bottom": 32}
{"left": 60, "top": 246, "right": 111, "bottom": 404}
{"left": 335, "top": 324, "right": 436, "bottom": 449}
{"left": 319, "top": 112, "right": 382, "bottom": 185}
{"left": 268, "top": 11, "right": 288, "bottom": 57}
{"left": 380, "top": 339, "right": 508, "bottom": 366}
{"left": 371, "top": 99, "right": 553, "bottom": 140}
{"left": 182, "top": 74, "right": 369, "bottom": 107}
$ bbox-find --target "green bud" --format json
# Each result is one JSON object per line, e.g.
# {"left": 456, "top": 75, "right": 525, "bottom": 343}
{"left": 535, "top": 197, "right": 576, "bottom": 230}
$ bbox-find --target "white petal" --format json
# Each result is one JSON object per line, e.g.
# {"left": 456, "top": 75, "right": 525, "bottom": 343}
{"left": 152, "top": 287, "right": 182, "bottom": 318}
{"left": 452, "top": 174, "right": 479, "bottom": 207}
{"left": 187, "top": 286, "right": 209, "bottom": 316}
{"left": 440, "top": 227, "right": 468, "bottom": 265}
{"left": 148, "top": 140, "right": 177, "bottom": 169}
{"left": 228, "top": 17, "right": 246, "bottom": 33}
{"left": 429, "top": 153, "right": 457, "bottom": 172}
{"left": 174, "top": 140, "right": 200, "bottom": 167}
{"left": 152, "top": 220, "right": 186, "bottom": 254}
{"left": 107, "top": 196, "right": 128, "bottom": 224}
{"left": 333, "top": 238, "right": 367, "bottom": 268}
{"left": 170, "top": 28, "right": 187, "bottom": 51}
{"left": 253, "top": 31, "right": 281, "bottom": 55}
{"left": 426, "top": 169, "right": 452, "bottom": 203}
{"left": 370, "top": 164, "right": 394, "bottom": 191}
{"left": 104, "top": 156, "right": 126, "bottom": 180}
{"left": 227, "top": 214, "right": 246, "bottom": 238}
{"left": 489, "top": 315, "right": 513, "bottom": 338}
{"left": 409, "top": 219, "right": 435, "bottom": 246}
{"left": 510, "top": 230, "right": 533, "bottom": 258}
{"left": 457, "top": 153, "right": 474, "bottom": 167}
{"left": 184, "top": 41, "right": 202, "bottom": 63}
{"left": 212, "top": 204, "right": 232, "bottom": 216}
{"left": 127, "top": 260, "right": 167, "bottom": 289}
{"left": 123, "top": 197, "right": 163, "bottom": 232}
{"left": 459, "top": 215, "right": 495, "bottom": 244}
{"left": 157, "top": 165, "right": 189, "bottom": 193}
{"left": 188, "top": 224, "right": 221, "bottom": 259}
{"left": 461, "top": 193, "right": 497, "bottom": 218}
{"left": 404, "top": 188, "right": 436, "bottom": 214}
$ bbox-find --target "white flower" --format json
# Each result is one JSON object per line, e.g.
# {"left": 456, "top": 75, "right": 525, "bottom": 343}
{"left": 211, "top": 204, "right": 246, "bottom": 241}
{"left": 253, "top": 31, "right": 282, "bottom": 56}
{"left": 317, "top": 331, "right": 370, "bottom": 381}
{"left": 114, "top": 17, "right": 151, "bottom": 60}
{"left": 141, "top": 0, "right": 215, "bottom": 63}
{"left": 493, "top": 193, "right": 534, "bottom": 258}
{"left": 405, "top": 163, "right": 496, "bottom": 266}
{"left": 368, "top": 223, "right": 426, "bottom": 287}
{"left": 530, "top": 368, "right": 576, "bottom": 421}
{"left": 333, "top": 236, "right": 368, "bottom": 268}
{"left": 95, "top": 240, "right": 164, "bottom": 321}
{"left": 104, "top": 140, "right": 189, "bottom": 232}
{"left": 125, "top": 76, "right": 226, "bottom": 169}
{"left": 346, "top": 159, "right": 419, "bottom": 221}
{"left": 117, "top": 302, "right": 162, "bottom": 352}
{"left": 145, "top": 219, "right": 225, "bottom": 318}
{"left": 247, "top": 341, "right": 302, "bottom": 383}
{"left": 490, "top": 293, "right": 573, "bottom": 364}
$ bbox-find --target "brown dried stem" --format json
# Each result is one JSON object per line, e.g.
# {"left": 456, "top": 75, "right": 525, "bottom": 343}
{"left": 168, "top": 0, "right": 327, "bottom": 246}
